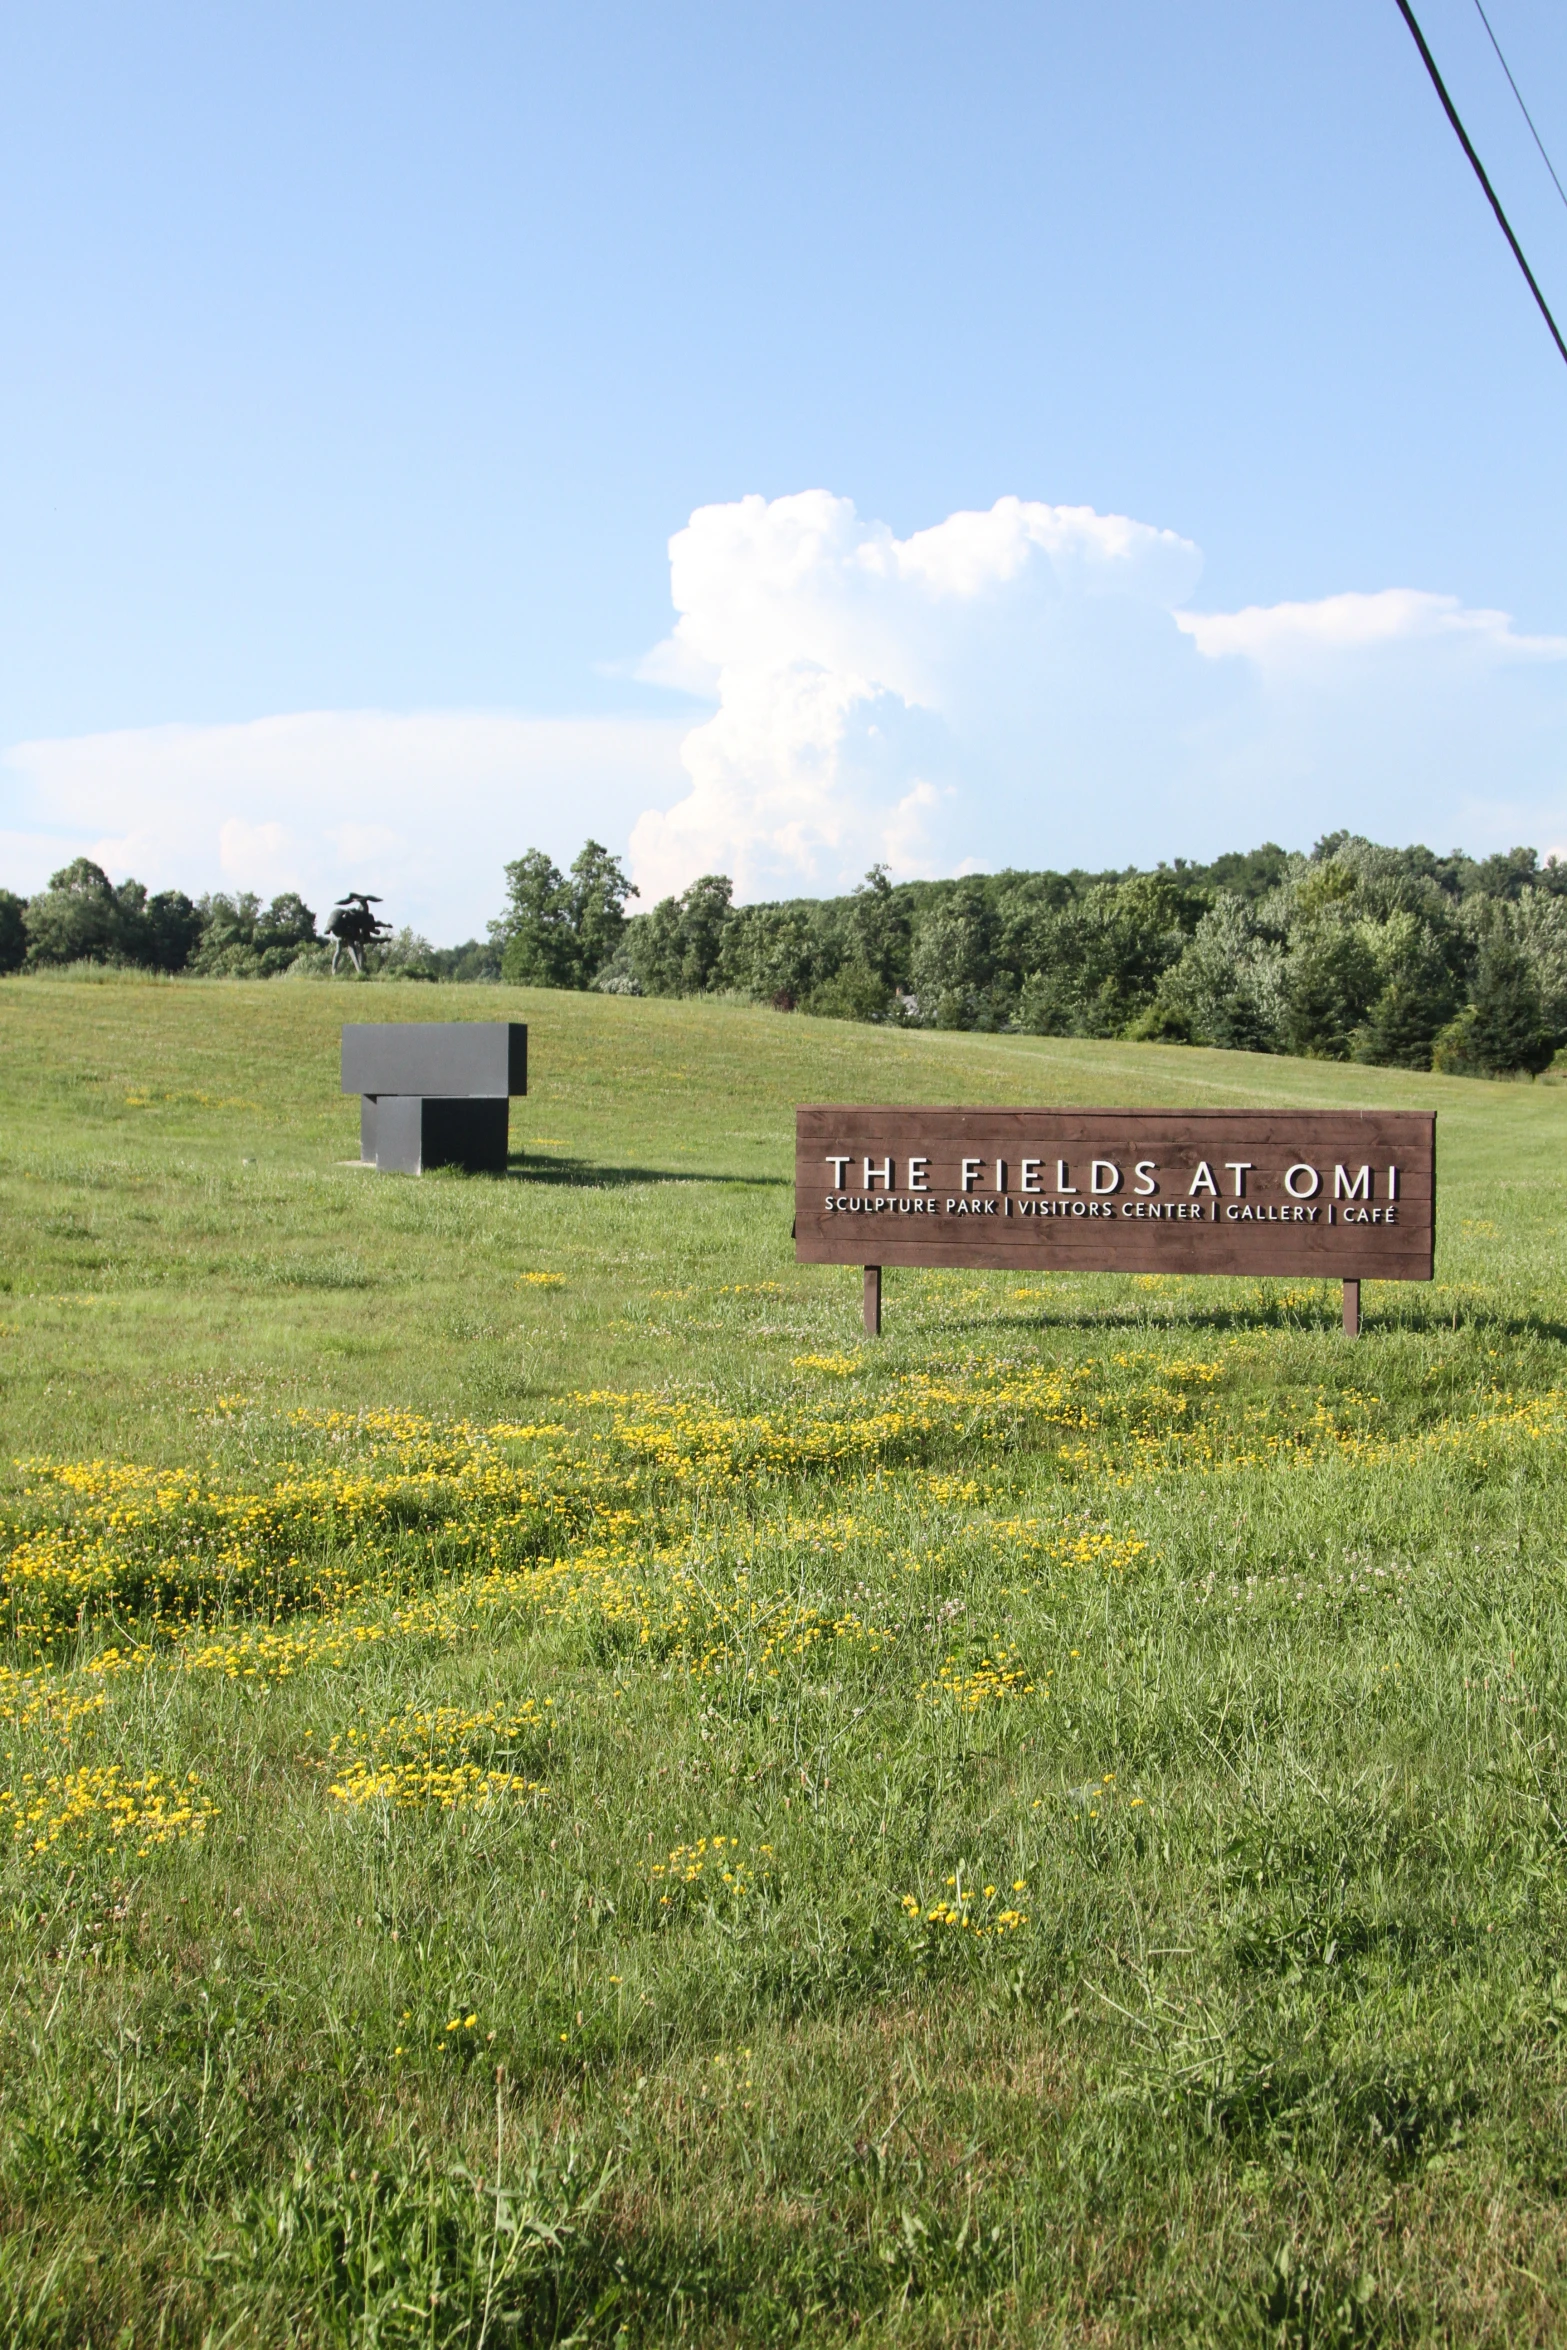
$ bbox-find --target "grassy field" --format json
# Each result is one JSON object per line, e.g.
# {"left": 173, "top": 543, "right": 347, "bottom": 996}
{"left": 3, "top": 973, "right": 1567, "bottom": 2346}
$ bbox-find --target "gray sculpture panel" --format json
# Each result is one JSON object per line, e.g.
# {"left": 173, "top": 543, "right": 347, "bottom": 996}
{"left": 341, "top": 1022, "right": 527, "bottom": 1101}
{"left": 370, "top": 1095, "right": 423, "bottom": 1174}
{"left": 367, "top": 1096, "right": 510, "bottom": 1176}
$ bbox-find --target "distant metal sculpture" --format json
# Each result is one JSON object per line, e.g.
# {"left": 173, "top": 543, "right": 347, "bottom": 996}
{"left": 327, "top": 892, "right": 392, "bottom": 974}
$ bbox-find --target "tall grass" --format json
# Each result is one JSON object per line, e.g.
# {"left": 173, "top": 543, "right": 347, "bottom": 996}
{"left": 2, "top": 977, "right": 1566, "bottom": 2342}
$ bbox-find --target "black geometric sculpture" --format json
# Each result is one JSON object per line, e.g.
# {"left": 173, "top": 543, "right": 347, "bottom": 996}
{"left": 341, "top": 1023, "right": 528, "bottom": 1174}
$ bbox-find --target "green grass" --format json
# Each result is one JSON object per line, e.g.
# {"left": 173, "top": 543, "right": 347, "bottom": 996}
{"left": 3, "top": 973, "right": 1567, "bottom": 2345}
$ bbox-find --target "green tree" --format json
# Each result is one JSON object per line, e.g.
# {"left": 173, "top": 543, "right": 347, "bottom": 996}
{"left": 1014, "top": 963, "right": 1076, "bottom": 1036}
{"left": 1351, "top": 911, "right": 1463, "bottom": 1070}
{"left": 492, "top": 842, "right": 636, "bottom": 988}
{"left": 618, "top": 895, "right": 683, "bottom": 994}
{"left": 190, "top": 892, "right": 263, "bottom": 974}
{"left": 1197, "top": 842, "right": 1290, "bottom": 901}
{"left": 804, "top": 962, "right": 893, "bottom": 1021}
{"left": 190, "top": 891, "right": 314, "bottom": 977}
{"left": 255, "top": 892, "right": 316, "bottom": 954}
{"left": 670, "top": 874, "right": 733, "bottom": 992}
{"left": 1014, "top": 872, "right": 1205, "bottom": 1038}
{"left": 565, "top": 841, "right": 637, "bottom": 981}
{"left": 140, "top": 889, "right": 205, "bottom": 972}
{"left": 25, "top": 859, "right": 130, "bottom": 966}
{"left": 429, "top": 938, "right": 504, "bottom": 983}
{"left": 26, "top": 862, "right": 204, "bottom": 973}
{"left": 1465, "top": 932, "right": 1554, "bottom": 1075}
{"left": 1148, "top": 894, "right": 1287, "bottom": 1053}
{"left": 714, "top": 902, "right": 822, "bottom": 1008}
{"left": 1354, "top": 976, "right": 1442, "bottom": 1070}
{"left": 1512, "top": 887, "right": 1567, "bottom": 1044}
{"left": 376, "top": 927, "right": 440, "bottom": 979}
{"left": 1281, "top": 911, "right": 1380, "bottom": 1059}
{"left": 621, "top": 874, "right": 735, "bottom": 996}
{"left": 492, "top": 851, "right": 579, "bottom": 987}
{"left": 0, "top": 888, "right": 28, "bottom": 973}
{"left": 1467, "top": 845, "right": 1546, "bottom": 902}
{"left": 908, "top": 879, "right": 1001, "bottom": 1029}
{"left": 847, "top": 865, "right": 910, "bottom": 990}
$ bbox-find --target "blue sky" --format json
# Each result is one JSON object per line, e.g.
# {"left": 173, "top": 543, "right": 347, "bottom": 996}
{"left": 4, "top": 0, "right": 1566, "bottom": 936}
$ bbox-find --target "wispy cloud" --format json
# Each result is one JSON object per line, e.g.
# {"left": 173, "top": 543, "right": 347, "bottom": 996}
{"left": 1175, "top": 587, "right": 1567, "bottom": 667}
{"left": 1, "top": 710, "right": 688, "bottom": 938}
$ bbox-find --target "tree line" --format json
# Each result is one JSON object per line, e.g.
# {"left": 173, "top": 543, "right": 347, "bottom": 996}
{"left": 8, "top": 834, "right": 1567, "bottom": 1077}
{"left": 490, "top": 833, "right": 1567, "bottom": 1078}
{"left": 0, "top": 859, "right": 463, "bottom": 981}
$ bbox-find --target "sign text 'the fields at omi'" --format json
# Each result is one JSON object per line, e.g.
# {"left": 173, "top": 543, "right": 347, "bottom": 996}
{"left": 794, "top": 1108, "right": 1435, "bottom": 1281}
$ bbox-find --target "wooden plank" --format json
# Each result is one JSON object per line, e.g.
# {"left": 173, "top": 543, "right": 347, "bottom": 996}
{"left": 795, "top": 1107, "right": 1435, "bottom": 1281}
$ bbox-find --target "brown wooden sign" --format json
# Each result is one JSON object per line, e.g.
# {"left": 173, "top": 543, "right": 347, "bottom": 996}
{"left": 796, "top": 1107, "right": 1434, "bottom": 1332}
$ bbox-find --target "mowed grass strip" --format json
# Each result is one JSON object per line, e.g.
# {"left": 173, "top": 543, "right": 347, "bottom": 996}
{"left": 2, "top": 975, "right": 1567, "bottom": 2344}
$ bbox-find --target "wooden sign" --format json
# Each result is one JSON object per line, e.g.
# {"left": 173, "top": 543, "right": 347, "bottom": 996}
{"left": 795, "top": 1106, "right": 1435, "bottom": 1335}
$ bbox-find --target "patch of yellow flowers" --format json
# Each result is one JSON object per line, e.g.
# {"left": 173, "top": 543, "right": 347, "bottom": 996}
{"left": 902, "top": 1870, "right": 1029, "bottom": 1938}
{"left": 13, "top": 1358, "right": 1555, "bottom": 1659}
{"left": 921, "top": 1647, "right": 1036, "bottom": 1709}
{"left": 1, "top": 1765, "right": 215, "bottom": 1860}
{"left": 650, "top": 1833, "right": 772, "bottom": 1908}
{"left": 6, "top": 1342, "right": 1559, "bottom": 1888}
{"left": 324, "top": 1699, "right": 552, "bottom": 1813}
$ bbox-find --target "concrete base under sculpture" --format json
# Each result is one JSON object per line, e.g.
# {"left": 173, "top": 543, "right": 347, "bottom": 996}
{"left": 359, "top": 1095, "right": 510, "bottom": 1175}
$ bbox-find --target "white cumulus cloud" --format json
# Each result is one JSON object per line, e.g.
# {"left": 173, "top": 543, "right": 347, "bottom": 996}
{"left": 7, "top": 493, "right": 1566, "bottom": 936}
{"left": 630, "top": 491, "right": 1205, "bottom": 899}
{"left": 628, "top": 491, "right": 1567, "bottom": 901}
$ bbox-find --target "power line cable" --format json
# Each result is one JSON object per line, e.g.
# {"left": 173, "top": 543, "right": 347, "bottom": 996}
{"left": 1391, "top": 0, "right": 1567, "bottom": 372}
{"left": 1471, "top": 0, "right": 1567, "bottom": 219}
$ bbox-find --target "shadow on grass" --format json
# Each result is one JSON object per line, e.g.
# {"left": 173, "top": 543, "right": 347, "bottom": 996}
{"left": 505, "top": 1150, "right": 788, "bottom": 1190}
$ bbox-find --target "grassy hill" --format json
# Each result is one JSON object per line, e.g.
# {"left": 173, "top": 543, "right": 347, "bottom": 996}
{"left": 3, "top": 974, "right": 1562, "bottom": 1457}
{"left": 2, "top": 976, "right": 1567, "bottom": 2344}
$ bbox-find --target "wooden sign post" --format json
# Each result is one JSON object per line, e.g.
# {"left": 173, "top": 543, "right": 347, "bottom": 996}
{"left": 796, "top": 1107, "right": 1435, "bottom": 1336}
